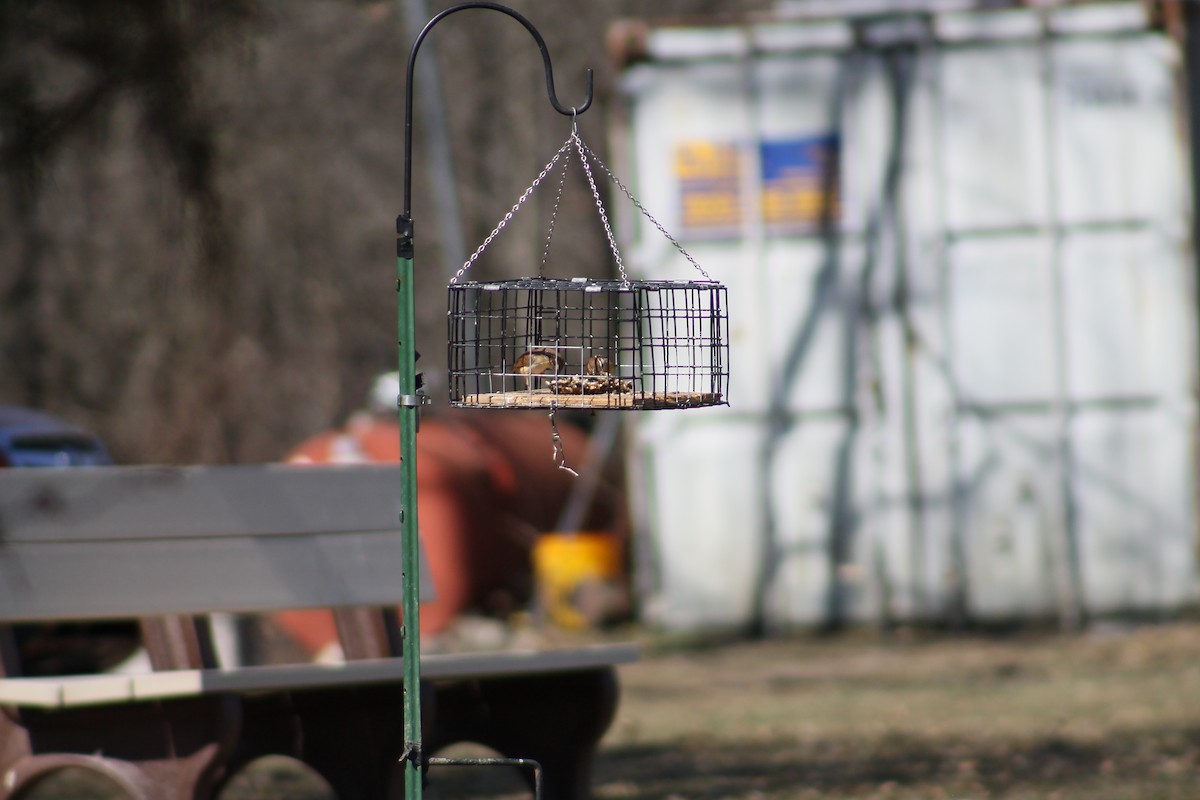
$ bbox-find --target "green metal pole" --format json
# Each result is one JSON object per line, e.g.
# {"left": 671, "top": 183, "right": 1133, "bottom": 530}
{"left": 397, "top": 10, "right": 590, "bottom": 797}
{"left": 396, "top": 212, "right": 423, "bottom": 798}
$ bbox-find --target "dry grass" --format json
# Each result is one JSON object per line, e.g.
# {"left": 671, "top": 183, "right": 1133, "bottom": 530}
{"left": 585, "top": 621, "right": 1200, "bottom": 800}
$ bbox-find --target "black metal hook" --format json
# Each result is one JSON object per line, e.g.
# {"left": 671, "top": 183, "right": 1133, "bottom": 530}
{"left": 401, "top": 1, "right": 594, "bottom": 219}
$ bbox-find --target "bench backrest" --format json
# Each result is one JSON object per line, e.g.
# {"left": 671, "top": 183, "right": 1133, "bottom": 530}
{"left": 0, "top": 464, "right": 423, "bottom": 622}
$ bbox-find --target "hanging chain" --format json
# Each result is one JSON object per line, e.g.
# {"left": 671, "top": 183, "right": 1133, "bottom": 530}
{"left": 450, "top": 135, "right": 574, "bottom": 285}
{"left": 538, "top": 144, "right": 571, "bottom": 278}
{"left": 575, "top": 138, "right": 712, "bottom": 281}
{"left": 452, "top": 126, "right": 712, "bottom": 285}
{"left": 549, "top": 409, "right": 579, "bottom": 477}
{"left": 570, "top": 132, "right": 628, "bottom": 285}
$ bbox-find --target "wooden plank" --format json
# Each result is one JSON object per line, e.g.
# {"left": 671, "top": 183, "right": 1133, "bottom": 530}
{"left": 61, "top": 674, "right": 137, "bottom": 706}
{"left": 0, "top": 464, "right": 404, "bottom": 542}
{"left": 0, "top": 645, "right": 641, "bottom": 709}
{"left": 0, "top": 675, "right": 64, "bottom": 707}
{"left": 420, "top": 643, "right": 641, "bottom": 680}
{"left": 459, "top": 391, "right": 722, "bottom": 409}
{"left": 0, "top": 531, "right": 422, "bottom": 620}
{"left": 0, "top": 465, "right": 435, "bottom": 621}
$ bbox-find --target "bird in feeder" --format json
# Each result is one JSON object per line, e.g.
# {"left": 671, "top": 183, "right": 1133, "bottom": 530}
{"left": 515, "top": 347, "right": 566, "bottom": 389}
{"left": 585, "top": 355, "right": 611, "bottom": 376}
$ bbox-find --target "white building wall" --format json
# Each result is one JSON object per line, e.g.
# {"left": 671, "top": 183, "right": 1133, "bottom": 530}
{"left": 618, "top": 1, "right": 1198, "bottom": 631}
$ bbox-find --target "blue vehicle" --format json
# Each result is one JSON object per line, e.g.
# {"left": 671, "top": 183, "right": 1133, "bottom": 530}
{"left": 0, "top": 405, "right": 113, "bottom": 468}
{"left": 0, "top": 406, "right": 126, "bottom": 675}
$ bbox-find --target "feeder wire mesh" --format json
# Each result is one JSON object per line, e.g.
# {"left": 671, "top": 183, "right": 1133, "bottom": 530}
{"left": 447, "top": 129, "right": 728, "bottom": 411}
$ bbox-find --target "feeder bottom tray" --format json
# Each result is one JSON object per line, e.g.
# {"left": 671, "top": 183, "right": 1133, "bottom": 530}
{"left": 459, "top": 390, "right": 723, "bottom": 410}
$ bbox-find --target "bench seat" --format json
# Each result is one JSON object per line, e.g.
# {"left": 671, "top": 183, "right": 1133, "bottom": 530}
{"left": 0, "top": 643, "right": 639, "bottom": 709}
{"left": 0, "top": 464, "right": 635, "bottom": 799}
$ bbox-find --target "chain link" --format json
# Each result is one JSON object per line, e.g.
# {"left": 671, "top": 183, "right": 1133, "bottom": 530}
{"left": 450, "top": 135, "right": 574, "bottom": 284}
{"left": 453, "top": 129, "right": 713, "bottom": 285}
{"left": 538, "top": 144, "right": 571, "bottom": 277}
{"left": 575, "top": 138, "right": 712, "bottom": 281}
{"left": 571, "top": 132, "right": 628, "bottom": 285}
{"left": 549, "top": 409, "right": 579, "bottom": 477}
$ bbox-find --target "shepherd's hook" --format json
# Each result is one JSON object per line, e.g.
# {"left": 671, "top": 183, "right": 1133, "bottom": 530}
{"left": 394, "top": 10, "right": 588, "bottom": 798}
{"left": 401, "top": 1, "right": 593, "bottom": 219}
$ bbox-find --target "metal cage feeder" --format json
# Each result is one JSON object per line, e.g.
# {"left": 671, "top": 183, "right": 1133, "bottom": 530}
{"left": 446, "top": 118, "right": 728, "bottom": 413}
{"left": 448, "top": 276, "right": 728, "bottom": 410}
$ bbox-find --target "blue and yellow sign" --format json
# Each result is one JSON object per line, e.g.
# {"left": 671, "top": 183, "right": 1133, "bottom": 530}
{"left": 674, "top": 134, "right": 840, "bottom": 238}
{"left": 761, "top": 135, "right": 840, "bottom": 232}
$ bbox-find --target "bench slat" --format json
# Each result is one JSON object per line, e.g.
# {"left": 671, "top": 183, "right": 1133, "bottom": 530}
{"left": 0, "top": 644, "right": 641, "bottom": 709}
{"left": 0, "top": 465, "right": 434, "bottom": 620}
{"left": 1, "top": 532, "right": 411, "bottom": 621}
{"left": 0, "top": 465, "right": 404, "bottom": 542}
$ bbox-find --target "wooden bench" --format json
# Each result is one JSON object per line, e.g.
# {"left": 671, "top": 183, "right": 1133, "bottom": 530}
{"left": 0, "top": 464, "right": 637, "bottom": 800}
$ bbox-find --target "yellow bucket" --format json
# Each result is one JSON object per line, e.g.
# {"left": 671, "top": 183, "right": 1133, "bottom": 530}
{"left": 533, "top": 532, "right": 624, "bottom": 630}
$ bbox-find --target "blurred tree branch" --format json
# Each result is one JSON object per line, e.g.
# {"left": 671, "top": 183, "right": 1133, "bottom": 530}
{"left": 1, "top": 0, "right": 254, "bottom": 291}
{"left": 0, "top": 0, "right": 762, "bottom": 463}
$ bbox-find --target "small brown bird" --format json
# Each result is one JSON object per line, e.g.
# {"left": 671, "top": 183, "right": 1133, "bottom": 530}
{"left": 584, "top": 355, "right": 612, "bottom": 376}
{"left": 514, "top": 347, "right": 566, "bottom": 389}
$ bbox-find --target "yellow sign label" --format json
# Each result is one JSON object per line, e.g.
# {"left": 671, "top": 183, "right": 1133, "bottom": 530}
{"left": 675, "top": 141, "right": 742, "bottom": 234}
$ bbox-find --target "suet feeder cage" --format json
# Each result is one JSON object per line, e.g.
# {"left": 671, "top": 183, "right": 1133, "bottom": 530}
{"left": 446, "top": 131, "right": 729, "bottom": 412}
{"left": 448, "top": 277, "right": 728, "bottom": 410}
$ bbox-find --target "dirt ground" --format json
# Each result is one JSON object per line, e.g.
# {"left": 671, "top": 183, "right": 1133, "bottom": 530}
{"left": 22, "top": 620, "right": 1200, "bottom": 799}
{"left": 430, "top": 620, "right": 1200, "bottom": 800}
